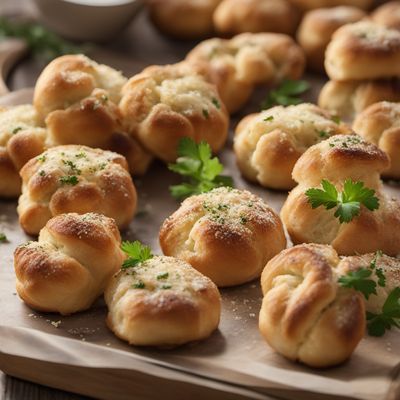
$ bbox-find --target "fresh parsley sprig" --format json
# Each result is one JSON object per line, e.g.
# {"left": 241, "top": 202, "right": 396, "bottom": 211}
{"left": 168, "top": 138, "right": 233, "bottom": 200}
{"left": 0, "top": 17, "right": 81, "bottom": 61}
{"left": 305, "top": 179, "right": 379, "bottom": 223}
{"left": 338, "top": 251, "right": 400, "bottom": 337}
{"left": 121, "top": 241, "right": 153, "bottom": 269}
{"left": 261, "top": 79, "right": 310, "bottom": 110}
{"left": 367, "top": 288, "right": 400, "bottom": 337}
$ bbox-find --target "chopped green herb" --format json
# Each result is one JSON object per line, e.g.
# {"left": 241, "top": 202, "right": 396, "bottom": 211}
{"left": 305, "top": 179, "right": 379, "bottom": 223}
{"left": 12, "top": 127, "right": 22, "bottom": 134}
{"left": 132, "top": 281, "right": 145, "bottom": 289}
{"left": 59, "top": 175, "right": 79, "bottom": 186}
{"left": 212, "top": 97, "right": 221, "bottom": 109}
{"left": 101, "top": 94, "right": 108, "bottom": 102}
{"left": 169, "top": 138, "right": 234, "bottom": 200}
{"left": 37, "top": 155, "right": 46, "bottom": 163}
{"left": 317, "top": 130, "right": 330, "bottom": 138}
{"left": 0, "top": 233, "right": 7, "bottom": 243}
{"left": 161, "top": 284, "right": 172, "bottom": 290}
{"left": 264, "top": 116, "right": 274, "bottom": 122}
{"left": 39, "top": 170, "right": 45, "bottom": 177}
{"left": 331, "top": 115, "right": 341, "bottom": 125}
{"left": 202, "top": 108, "right": 209, "bottom": 119}
{"left": 261, "top": 80, "right": 310, "bottom": 109}
{"left": 121, "top": 241, "right": 153, "bottom": 269}
{"left": 62, "top": 160, "right": 81, "bottom": 175}
{"left": 75, "top": 152, "right": 87, "bottom": 159}
{"left": 157, "top": 272, "right": 169, "bottom": 280}
{"left": 240, "top": 215, "right": 248, "bottom": 225}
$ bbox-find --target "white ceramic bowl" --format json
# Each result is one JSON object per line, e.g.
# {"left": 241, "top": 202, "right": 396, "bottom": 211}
{"left": 33, "top": 0, "right": 143, "bottom": 42}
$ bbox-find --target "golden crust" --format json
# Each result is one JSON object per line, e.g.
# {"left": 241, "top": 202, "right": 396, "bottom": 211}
{"left": 337, "top": 253, "right": 400, "bottom": 314}
{"left": 213, "top": 0, "right": 300, "bottom": 37}
{"left": 147, "top": 0, "right": 221, "bottom": 39}
{"left": 105, "top": 256, "right": 221, "bottom": 346}
{"left": 33, "top": 54, "right": 152, "bottom": 175}
{"left": 297, "top": 6, "right": 366, "bottom": 73}
{"left": 14, "top": 212, "right": 125, "bottom": 315}
{"left": 119, "top": 63, "right": 229, "bottom": 162}
{"left": 259, "top": 243, "right": 365, "bottom": 368}
{"left": 281, "top": 135, "right": 400, "bottom": 256}
{"left": 159, "top": 187, "right": 286, "bottom": 287}
{"left": 18, "top": 145, "right": 137, "bottom": 235}
{"left": 325, "top": 21, "right": 400, "bottom": 81}
{"left": 234, "top": 103, "right": 353, "bottom": 190}
{"left": 353, "top": 101, "right": 400, "bottom": 179}
{"left": 0, "top": 105, "right": 47, "bottom": 198}
{"left": 287, "top": 0, "right": 372, "bottom": 11}
{"left": 318, "top": 79, "right": 400, "bottom": 120}
{"left": 186, "top": 33, "right": 305, "bottom": 113}
{"left": 371, "top": 1, "right": 400, "bottom": 31}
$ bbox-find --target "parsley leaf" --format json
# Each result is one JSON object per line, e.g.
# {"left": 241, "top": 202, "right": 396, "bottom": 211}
{"left": 121, "top": 241, "right": 153, "bottom": 270}
{"left": 305, "top": 179, "right": 379, "bottom": 223}
{"left": 59, "top": 175, "right": 79, "bottom": 186}
{"left": 169, "top": 138, "right": 233, "bottom": 200}
{"left": 367, "top": 287, "right": 400, "bottom": 337}
{"left": 338, "top": 268, "right": 377, "bottom": 299}
{"left": 261, "top": 80, "right": 310, "bottom": 109}
{"left": 0, "top": 17, "right": 81, "bottom": 61}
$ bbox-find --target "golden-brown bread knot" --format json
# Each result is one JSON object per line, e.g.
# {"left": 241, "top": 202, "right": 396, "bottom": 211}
{"left": 147, "top": 0, "right": 221, "bottom": 39}
{"left": 353, "top": 101, "right": 400, "bottom": 179}
{"left": 297, "top": 6, "right": 366, "bottom": 73}
{"left": 119, "top": 63, "right": 229, "bottom": 163}
{"left": 105, "top": 255, "right": 221, "bottom": 346}
{"left": 213, "top": 0, "right": 300, "bottom": 37}
{"left": 234, "top": 103, "right": 352, "bottom": 190}
{"left": 325, "top": 21, "right": 400, "bottom": 81}
{"left": 14, "top": 212, "right": 125, "bottom": 315}
{"left": 281, "top": 135, "right": 400, "bottom": 255}
{"left": 337, "top": 252, "right": 400, "bottom": 314}
{"left": 318, "top": 79, "right": 400, "bottom": 120}
{"left": 159, "top": 187, "right": 286, "bottom": 287}
{"left": 33, "top": 54, "right": 152, "bottom": 175}
{"left": 0, "top": 105, "right": 47, "bottom": 198}
{"left": 18, "top": 145, "right": 137, "bottom": 235}
{"left": 259, "top": 243, "right": 365, "bottom": 368}
{"left": 371, "top": 1, "right": 400, "bottom": 31}
{"left": 287, "top": 0, "right": 372, "bottom": 10}
{"left": 186, "top": 33, "right": 305, "bottom": 113}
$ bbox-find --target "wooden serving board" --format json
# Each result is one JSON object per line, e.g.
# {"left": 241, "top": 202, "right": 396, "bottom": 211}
{"left": 0, "top": 10, "right": 399, "bottom": 400}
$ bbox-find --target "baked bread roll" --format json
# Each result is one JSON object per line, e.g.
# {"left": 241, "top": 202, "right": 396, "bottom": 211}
{"left": 159, "top": 187, "right": 286, "bottom": 287}
{"left": 259, "top": 243, "right": 365, "bottom": 368}
{"left": 18, "top": 145, "right": 137, "bottom": 235}
{"left": 234, "top": 103, "right": 352, "bottom": 190}
{"left": 14, "top": 212, "right": 125, "bottom": 315}
{"left": 34, "top": 54, "right": 152, "bottom": 175}
{"left": 281, "top": 134, "right": 400, "bottom": 255}
{"left": 147, "top": 0, "right": 221, "bottom": 39}
{"left": 0, "top": 105, "right": 46, "bottom": 198}
{"left": 186, "top": 33, "right": 305, "bottom": 113}
{"left": 325, "top": 21, "right": 400, "bottom": 81}
{"left": 337, "top": 252, "right": 400, "bottom": 315}
{"left": 213, "top": 0, "right": 300, "bottom": 37}
{"left": 353, "top": 101, "right": 400, "bottom": 179}
{"left": 371, "top": 1, "right": 400, "bottom": 31}
{"left": 105, "top": 255, "right": 221, "bottom": 346}
{"left": 119, "top": 63, "right": 229, "bottom": 163}
{"left": 297, "top": 6, "right": 366, "bottom": 73}
{"left": 287, "top": 0, "right": 372, "bottom": 11}
{"left": 318, "top": 79, "right": 400, "bottom": 120}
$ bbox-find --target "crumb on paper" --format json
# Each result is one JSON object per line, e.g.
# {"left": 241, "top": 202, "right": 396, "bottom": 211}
{"left": 51, "top": 320, "right": 61, "bottom": 328}
{"left": 106, "top": 343, "right": 111, "bottom": 347}
{"left": 249, "top": 313, "right": 256, "bottom": 318}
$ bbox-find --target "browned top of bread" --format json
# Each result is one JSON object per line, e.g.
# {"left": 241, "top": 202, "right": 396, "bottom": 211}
{"left": 34, "top": 54, "right": 127, "bottom": 119}
{"left": 14, "top": 212, "right": 124, "bottom": 315}
{"left": 259, "top": 243, "right": 365, "bottom": 367}
{"left": 292, "top": 134, "right": 390, "bottom": 186}
{"left": 371, "top": 1, "right": 400, "bottom": 31}
{"left": 287, "top": 0, "right": 373, "bottom": 11}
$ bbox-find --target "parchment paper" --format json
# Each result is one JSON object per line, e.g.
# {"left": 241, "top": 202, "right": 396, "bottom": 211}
{"left": 0, "top": 10, "right": 399, "bottom": 400}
